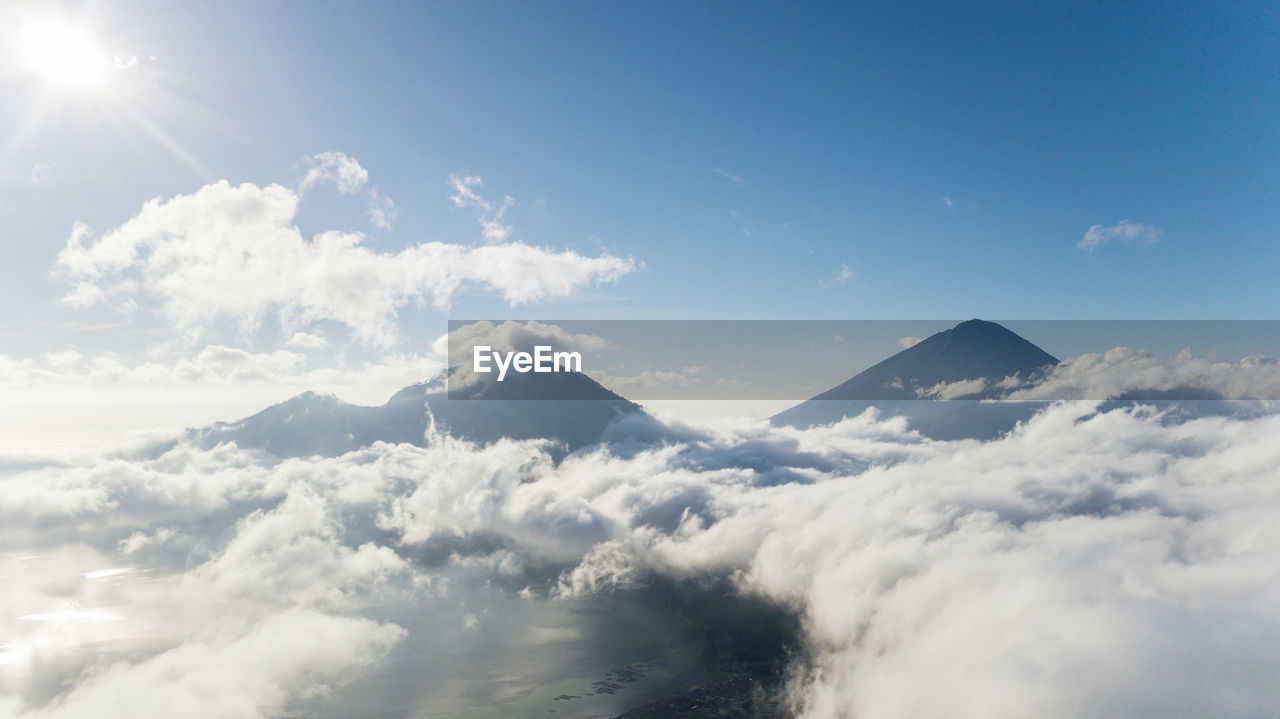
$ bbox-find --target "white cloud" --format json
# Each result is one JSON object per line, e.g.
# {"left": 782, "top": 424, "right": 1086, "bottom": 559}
{"left": 714, "top": 168, "right": 746, "bottom": 186}
{"left": 6, "top": 374, "right": 1280, "bottom": 718}
{"left": 1078, "top": 220, "right": 1161, "bottom": 251}
{"left": 284, "top": 332, "right": 327, "bottom": 350}
{"left": 14, "top": 611, "right": 404, "bottom": 719}
{"left": 914, "top": 377, "right": 988, "bottom": 399}
{"left": 448, "top": 174, "right": 514, "bottom": 243}
{"left": 898, "top": 336, "right": 923, "bottom": 349}
{"left": 54, "top": 179, "right": 636, "bottom": 346}
{"left": 28, "top": 163, "right": 53, "bottom": 186}
{"left": 366, "top": 189, "right": 396, "bottom": 230}
{"left": 59, "top": 280, "right": 106, "bottom": 310}
{"left": 185, "top": 489, "right": 410, "bottom": 609}
{"left": 820, "top": 263, "right": 854, "bottom": 288}
{"left": 299, "top": 151, "right": 369, "bottom": 195}
{"left": 1004, "top": 347, "right": 1280, "bottom": 400}
{"left": 942, "top": 196, "right": 955, "bottom": 208}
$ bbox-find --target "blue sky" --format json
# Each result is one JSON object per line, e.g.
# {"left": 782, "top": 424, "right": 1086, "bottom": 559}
{"left": 0, "top": 1, "right": 1277, "bottom": 438}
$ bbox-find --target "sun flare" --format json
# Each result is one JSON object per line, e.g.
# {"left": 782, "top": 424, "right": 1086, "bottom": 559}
{"left": 21, "top": 21, "right": 109, "bottom": 89}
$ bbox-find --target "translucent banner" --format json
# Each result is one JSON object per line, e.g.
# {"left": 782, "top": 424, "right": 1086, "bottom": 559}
{"left": 446, "top": 319, "right": 1280, "bottom": 401}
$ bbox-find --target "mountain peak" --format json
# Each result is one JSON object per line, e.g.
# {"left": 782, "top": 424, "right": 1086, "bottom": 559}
{"left": 772, "top": 319, "right": 1061, "bottom": 438}
{"left": 810, "top": 319, "right": 1058, "bottom": 401}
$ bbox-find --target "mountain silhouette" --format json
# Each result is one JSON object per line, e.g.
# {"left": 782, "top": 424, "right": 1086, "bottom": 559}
{"left": 812, "top": 319, "right": 1059, "bottom": 401}
{"left": 190, "top": 368, "right": 643, "bottom": 458}
{"left": 773, "top": 319, "right": 1060, "bottom": 439}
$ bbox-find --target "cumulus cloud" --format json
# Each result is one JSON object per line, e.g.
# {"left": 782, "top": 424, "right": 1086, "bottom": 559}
{"left": 439, "top": 320, "right": 612, "bottom": 356}
{"left": 898, "top": 336, "right": 923, "bottom": 349}
{"left": 8, "top": 611, "right": 404, "bottom": 719}
{"left": 1078, "top": 220, "right": 1161, "bottom": 251}
{"left": 5, "top": 397, "right": 1280, "bottom": 717}
{"left": 53, "top": 178, "right": 636, "bottom": 346}
{"left": 1004, "top": 347, "right": 1280, "bottom": 400}
{"left": 299, "top": 151, "right": 369, "bottom": 195}
{"left": 284, "top": 332, "right": 328, "bottom": 350}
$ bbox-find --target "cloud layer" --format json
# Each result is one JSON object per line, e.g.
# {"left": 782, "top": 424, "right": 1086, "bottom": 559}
{"left": 3, "top": 401, "right": 1280, "bottom": 717}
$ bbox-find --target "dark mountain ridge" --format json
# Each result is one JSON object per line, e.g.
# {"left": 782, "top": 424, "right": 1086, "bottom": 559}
{"left": 812, "top": 319, "right": 1059, "bottom": 401}
{"left": 773, "top": 319, "right": 1061, "bottom": 439}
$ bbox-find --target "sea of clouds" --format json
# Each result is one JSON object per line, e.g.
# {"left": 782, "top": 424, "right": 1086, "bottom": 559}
{"left": 3, "top": 400, "right": 1280, "bottom": 718}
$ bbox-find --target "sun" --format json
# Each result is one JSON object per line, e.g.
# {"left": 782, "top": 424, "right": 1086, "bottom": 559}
{"left": 21, "top": 21, "right": 109, "bottom": 89}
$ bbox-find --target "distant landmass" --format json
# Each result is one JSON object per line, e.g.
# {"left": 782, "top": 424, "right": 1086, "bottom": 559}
{"left": 190, "top": 317, "right": 1256, "bottom": 457}
{"left": 190, "top": 366, "right": 643, "bottom": 458}
{"left": 773, "top": 319, "right": 1059, "bottom": 439}
{"left": 810, "top": 319, "right": 1059, "bottom": 401}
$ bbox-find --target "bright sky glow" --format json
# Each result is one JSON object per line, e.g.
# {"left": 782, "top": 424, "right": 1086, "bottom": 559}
{"left": 20, "top": 21, "right": 108, "bottom": 89}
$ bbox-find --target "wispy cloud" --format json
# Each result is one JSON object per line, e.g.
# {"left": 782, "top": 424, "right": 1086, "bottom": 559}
{"left": 820, "top": 263, "right": 854, "bottom": 288}
{"left": 28, "top": 162, "right": 53, "bottom": 186}
{"left": 299, "top": 151, "right": 369, "bottom": 195}
{"left": 366, "top": 189, "right": 397, "bottom": 230}
{"left": 1078, "top": 220, "right": 1161, "bottom": 251}
{"left": 942, "top": 196, "right": 955, "bottom": 208}
{"left": 284, "top": 332, "right": 327, "bottom": 350}
{"left": 449, "top": 174, "right": 514, "bottom": 243}
{"left": 713, "top": 168, "right": 746, "bottom": 186}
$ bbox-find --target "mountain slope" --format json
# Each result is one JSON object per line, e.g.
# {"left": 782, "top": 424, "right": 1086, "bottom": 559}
{"left": 773, "top": 320, "right": 1059, "bottom": 439}
{"left": 191, "top": 370, "right": 644, "bottom": 458}
{"left": 812, "top": 319, "right": 1059, "bottom": 401}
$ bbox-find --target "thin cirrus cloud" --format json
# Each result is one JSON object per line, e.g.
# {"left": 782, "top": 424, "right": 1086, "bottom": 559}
{"left": 53, "top": 158, "right": 637, "bottom": 347}
{"left": 1078, "top": 220, "right": 1161, "bottom": 251}
{"left": 366, "top": 189, "right": 397, "bottom": 230}
{"left": 820, "top": 263, "right": 854, "bottom": 288}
